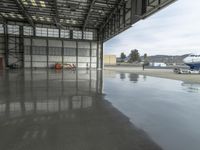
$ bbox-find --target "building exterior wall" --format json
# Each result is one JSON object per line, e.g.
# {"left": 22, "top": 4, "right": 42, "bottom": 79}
{"left": 104, "top": 55, "right": 116, "bottom": 65}
{"left": 149, "top": 62, "right": 167, "bottom": 67}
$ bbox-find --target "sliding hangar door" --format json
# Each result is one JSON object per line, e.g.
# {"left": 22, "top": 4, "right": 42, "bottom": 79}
{"left": 24, "top": 38, "right": 98, "bottom": 68}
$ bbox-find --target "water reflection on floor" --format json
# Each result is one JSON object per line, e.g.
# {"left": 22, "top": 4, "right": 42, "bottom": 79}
{"left": 104, "top": 71, "right": 200, "bottom": 150}
{"left": 0, "top": 69, "right": 162, "bottom": 150}
{"left": 1, "top": 70, "right": 200, "bottom": 150}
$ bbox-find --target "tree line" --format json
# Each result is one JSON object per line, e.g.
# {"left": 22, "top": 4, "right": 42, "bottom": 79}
{"left": 120, "top": 49, "right": 149, "bottom": 65}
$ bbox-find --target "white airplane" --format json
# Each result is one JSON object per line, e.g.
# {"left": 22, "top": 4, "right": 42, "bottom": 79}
{"left": 183, "top": 54, "right": 200, "bottom": 70}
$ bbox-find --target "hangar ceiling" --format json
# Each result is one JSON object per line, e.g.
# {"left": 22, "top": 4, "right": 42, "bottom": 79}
{"left": 0, "top": 0, "right": 176, "bottom": 41}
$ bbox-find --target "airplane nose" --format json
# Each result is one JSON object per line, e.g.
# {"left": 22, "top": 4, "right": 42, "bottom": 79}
{"left": 183, "top": 58, "right": 188, "bottom": 63}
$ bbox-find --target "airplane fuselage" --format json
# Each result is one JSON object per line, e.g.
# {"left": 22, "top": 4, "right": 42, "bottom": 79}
{"left": 183, "top": 54, "right": 200, "bottom": 70}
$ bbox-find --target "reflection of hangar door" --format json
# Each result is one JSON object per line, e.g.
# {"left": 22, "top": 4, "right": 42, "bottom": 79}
{"left": 0, "top": 57, "right": 3, "bottom": 69}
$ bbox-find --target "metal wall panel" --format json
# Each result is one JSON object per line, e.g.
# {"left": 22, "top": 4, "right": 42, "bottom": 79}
{"left": 48, "top": 40, "right": 62, "bottom": 47}
{"left": 0, "top": 36, "right": 4, "bottom": 55}
{"left": 22, "top": 38, "right": 98, "bottom": 68}
{"left": 32, "top": 39, "right": 47, "bottom": 46}
{"left": 63, "top": 56, "right": 76, "bottom": 63}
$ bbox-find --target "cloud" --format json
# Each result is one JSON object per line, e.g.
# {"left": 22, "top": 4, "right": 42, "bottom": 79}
{"left": 104, "top": 0, "right": 200, "bottom": 56}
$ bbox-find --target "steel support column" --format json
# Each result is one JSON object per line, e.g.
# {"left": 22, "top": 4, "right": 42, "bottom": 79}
{"left": 96, "top": 28, "right": 104, "bottom": 70}
{"left": 30, "top": 37, "right": 33, "bottom": 69}
{"left": 76, "top": 41, "right": 78, "bottom": 68}
{"left": 100, "top": 35, "right": 104, "bottom": 70}
{"left": 3, "top": 22, "right": 8, "bottom": 67}
{"left": 47, "top": 39, "right": 49, "bottom": 68}
{"left": 97, "top": 41, "right": 99, "bottom": 69}
{"left": 61, "top": 40, "right": 64, "bottom": 67}
{"left": 19, "top": 26, "right": 24, "bottom": 68}
{"left": 89, "top": 41, "right": 92, "bottom": 69}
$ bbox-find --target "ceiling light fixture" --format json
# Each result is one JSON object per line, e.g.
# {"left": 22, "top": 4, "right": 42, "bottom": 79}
{"left": 17, "top": 14, "right": 24, "bottom": 19}
{"left": 46, "top": 17, "right": 51, "bottom": 21}
{"left": 40, "top": 1, "right": 46, "bottom": 7}
{"left": 1, "top": 12, "right": 8, "bottom": 17}
{"left": 22, "top": 0, "right": 28, "bottom": 5}
{"left": 39, "top": 16, "right": 44, "bottom": 21}
{"left": 9, "top": 13, "right": 16, "bottom": 18}
{"left": 32, "top": 15, "right": 37, "bottom": 20}
{"left": 30, "top": 0, "right": 37, "bottom": 6}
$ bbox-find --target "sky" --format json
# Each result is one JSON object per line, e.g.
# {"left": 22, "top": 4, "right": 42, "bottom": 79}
{"left": 104, "top": 0, "right": 200, "bottom": 57}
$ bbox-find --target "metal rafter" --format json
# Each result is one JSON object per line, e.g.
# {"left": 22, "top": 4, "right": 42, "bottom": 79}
{"left": 0, "top": 0, "right": 176, "bottom": 41}
{"left": 0, "top": 14, "right": 4, "bottom": 21}
{"left": 53, "top": 0, "right": 60, "bottom": 27}
{"left": 14, "top": 0, "right": 34, "bottom": 27}
{"left": 106, "top": 0, "right": 112, "bottom": 8}
{"left": 143, "top": 0, "right": 175, "bottom": 18}
{"left": 100, "top": 0, "right": 125, "bottom": 31}
{"left": 83, "top": 0, "right": 96, "bottom": 30}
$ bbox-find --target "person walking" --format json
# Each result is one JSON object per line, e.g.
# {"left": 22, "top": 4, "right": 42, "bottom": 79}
{"left": 142, "top": 64, "right": 145, "bottom": 70}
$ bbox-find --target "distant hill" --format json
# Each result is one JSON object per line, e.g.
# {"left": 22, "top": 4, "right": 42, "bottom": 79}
{"left": 141, "top": 54, "right": 189, "bottom": 64}
{"left": 117, "top": 54, "right": 190, "bottom": 65}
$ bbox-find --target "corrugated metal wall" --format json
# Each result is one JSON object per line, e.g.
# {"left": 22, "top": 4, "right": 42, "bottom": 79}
{"left": 0, "top": 24, "right": 100, "bottom": 69}
{"left": 24, "top": 38, "right": 98, "bottom": 68}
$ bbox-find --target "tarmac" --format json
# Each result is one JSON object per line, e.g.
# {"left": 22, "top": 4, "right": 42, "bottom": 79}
{"left": 105, "top": 66, "right": 200, "bottom": 84}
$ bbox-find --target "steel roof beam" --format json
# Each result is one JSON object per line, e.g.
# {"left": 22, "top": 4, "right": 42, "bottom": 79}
{"left": 14, "top": 0, "right": 34, "bottom": 27}
{"left": 53, "top": 0, "right": 60, "bottom": 26}
{"left": 53, "top": 0, "right": 66, "bottom": 29}
{"left": 0, "top": 14, "right": 4, "bottom": 21}
{"left": 100, "top": 0, "right": 124, "bottom": 31}
{"left": 83, "top": 0, "right": 96, "bottom": 30}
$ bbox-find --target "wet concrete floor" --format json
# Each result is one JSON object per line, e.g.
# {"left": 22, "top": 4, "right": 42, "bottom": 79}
{"left": 0, "top": 69, "right": 200, "bottom": 150}
{"left": 104, "top": 71, "right": 200, "bottom": 150}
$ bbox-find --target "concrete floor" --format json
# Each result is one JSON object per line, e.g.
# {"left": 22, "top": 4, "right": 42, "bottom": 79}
{"left": 0, "top": 69, "right": 161, "bottom": 150}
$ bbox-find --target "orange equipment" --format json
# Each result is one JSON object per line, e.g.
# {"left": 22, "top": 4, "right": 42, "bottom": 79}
{"left": 63, "top": 63, "right": 76, "bottom": 70}
{"left": 55, "top": 63, "right": 62, "bottom": 69}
